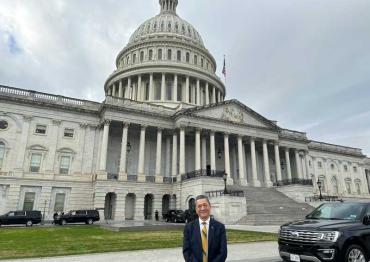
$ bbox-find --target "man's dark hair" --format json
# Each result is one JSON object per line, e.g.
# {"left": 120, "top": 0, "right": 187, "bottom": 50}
{"left": 195, "top": 195, "right": 210, "bottom": 205}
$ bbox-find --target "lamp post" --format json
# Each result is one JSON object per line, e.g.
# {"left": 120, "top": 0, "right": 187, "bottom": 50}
{"left": 317, "top": 179, "right": 323, "bottom": 201}
{"left": 223, "top": 173, "right": 228, "bottom": 195}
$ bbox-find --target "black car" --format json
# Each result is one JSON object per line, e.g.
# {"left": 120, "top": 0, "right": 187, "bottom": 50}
{"left": 54, "top": 209, "right": 100, "bottom": 225}
{"left": 0, "top": 210, "right": 42, "bottom": 227}
{"left": 184, "top": 209, "right": 197, "bottom": 223}
{"left": 278, "top": 201, "right": 370, "bottom": 262}
{"left": 164, "top": 209, "right": 186, "bottom": 223}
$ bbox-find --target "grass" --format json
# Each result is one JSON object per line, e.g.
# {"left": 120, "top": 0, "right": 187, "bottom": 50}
{"left": 0, "top": 225, "right": 277, "bottom": 260}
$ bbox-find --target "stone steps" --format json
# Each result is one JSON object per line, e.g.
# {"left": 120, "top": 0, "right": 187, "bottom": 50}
{"left": 231, "top": 185, "right": 314, "bottom": 225}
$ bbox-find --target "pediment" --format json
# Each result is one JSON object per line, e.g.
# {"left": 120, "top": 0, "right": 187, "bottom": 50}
{"left": 188, "top": 100, "right": 277, "bottom": 129}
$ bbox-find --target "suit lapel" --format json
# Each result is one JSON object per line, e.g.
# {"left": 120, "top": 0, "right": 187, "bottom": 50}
{"left": 208, "top": 218, "right": 214, "bottom": 250}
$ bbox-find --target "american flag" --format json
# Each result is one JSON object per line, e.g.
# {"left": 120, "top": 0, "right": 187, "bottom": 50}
{"left": 222, "top": 56, "right": 226, "bottom": 77}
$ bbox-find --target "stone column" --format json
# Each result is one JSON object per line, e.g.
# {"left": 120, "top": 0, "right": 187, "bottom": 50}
{"left": 262, "top": 139, "right": 273, "bottom": 187}
{"left": 210, "top": 131, "right": 216, "bottom": 171}
{"left": 172, "top": 132, "right": 178, "bottom": 179}
{"left": 304, "top": 152, "right": 310, "bottom": 179}
{"left": 237, "top": 135, "right": 246, "bottom": 185}
{"left": 15, "top": 115, "right": 32, "bottom": 172}
{"left": 119, "top": 123, "right": 129, "bottom": 181}
{"left": 195, "top": 128, "right": 201, "bottom": 171}
{"left": 125, "top": 77, "right": 131, "bottom": 99}
{"left": 250, "top": 137, "right": 261, "bottom": 187}
{"left": 99, "top": 120, "right": 110, "bottom": 171}
{"left": 285, "top": 148, "right": 292, "bottom": 180}
{"left": 205, "top": 83, "right": 209, "bottom": 105}
{"left": 45, "top": 120, "right": 61, "bottom": 174}
{"left": 112, "top": 83, "right": 116, "bottom": 97}
{"left": 185, "top": 76, "right": 190, "bottom": 103}
{"left": 179, "top": 127, "right": 186, "bottom": 178}
{"left": 149, "top": 73, "right": 154, "bottom": 100}
{"left": 201, "top": 135, "right": 207, "bottom": 170}
{"left": 196, "top": 79, "right": 200, "bottom": 105}
{"left": 173, "top": 74, "right": 178, "bottom": 101}
{"left": 295, "top": 150, "right": 302, "bottom": 179}
{"left": 274, "top": 143, "right": 282, "bottom": 182}
{"left": 137, "top": 75, "right": 142, "bottom": 101}
{"left": 118, "top": 80, "right": 123, "bottom": 98}
{"left": 165, "top": 136, "right": 171, "bottom": 178}
{"left": 137, "top": 125, "right": 147, "bottom": 182}
{"left": 224, "top": 133, "right": 233, "bottom": 184}
{"left": 212, "top": 86, "right": 216, "bottom": 103}
{"left": 161, "top": 73, "right": 166, "bottom": 101}
{"left": 155, "top": 128, "right": 163, "bottom": 183}
{"left": 217, "top": 91, "right": 221, "bottom": 103}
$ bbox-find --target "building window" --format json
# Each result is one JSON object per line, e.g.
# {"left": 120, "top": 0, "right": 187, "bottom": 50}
{"left": 30, "top": 153, "right": 42, "bottom": 173}
{"left": 158, "top": 49, "right": 162, "bottom": 60}
{"left": 132, "top": 53, "right": 136, "bottom": 64}
{"left": 59, "top": 156, "right": 71, "bottom": 175}
{"left": 126, "top": 56, "right": 130, "bottom": 64}
{"left": 355, "top": 182, "right": 361, "bottom": 195}
{"left": 186, "top": 52, "right": 190, "bottom": 63}
{"left": 345, "top": 180, "right": 352, "bottom": 194}
{"left": 145, "top": 83, "right": 150, "bottom": 100}
{"left": 330, "top": 164, "right": 335, "bottom": 170}
{"left": 194, "top": 55, "right": 198, "bottom": 65}
{"left": 0, "top": 142, "right": 4, "bottom": 170}
{"left": 23, "top": 192, "right": 35, "bottom": 211}
{"left": 0, "top": 120, "right": 8, "bottom": 130}
{"left": 177, "top": 50, "right": 181, "bottom": 61}
{"left": 167, "top": 49, "right": 172, "bottom": 60}
{"left": 166, "top": 81, "right": 172, "bottom": 100}
{"left": 317, "top": 161, "right": 322, "bottom": 168}
{"left": 140, "top": 51, "right": 144, "bottom": 62}
{"left": 344, "top": 165, "right": 348, "bottom": 172}
{"left": 177, "top": 83, "right": 182, "bottom": 102}
{"left": 35, "top": 124, "right": 47, "bottom": 135}
{"left": 149, "top": 50, "right": 153, "bottom": 61}
{"left": 54, "top": 193, "right": 66, "bottom": 212}
{"left": 155, "top": 81, "right": 161, "bottom": 100}
{"left": 201, "top": 58, "right": 204, "bottom": 67}
{"left": 353, "top": 166, "right": 357, "bottom": 173}
{"left": 63, "top": 128, "right": 74, "bottom": 138}
{"left": 309, "top": 160, "right": 311, "bottom": 167}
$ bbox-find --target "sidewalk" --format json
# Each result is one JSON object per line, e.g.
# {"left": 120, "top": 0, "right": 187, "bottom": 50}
{"left": 2, "top": 242, "right": 280, "bottom": 262}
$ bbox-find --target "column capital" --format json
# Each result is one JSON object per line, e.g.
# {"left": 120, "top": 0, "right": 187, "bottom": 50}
{"left": 223, "top": 132, "right": 230, "bottom": 137}
{"left": 249, "top": 136, "right": 256, "bottom": 142}
{"left": 122, "top": 122, "right": 130, "bottom": 128}
{"left": 195, "top": 127, "right": 202, "bottom": 132}
{"left": 157, "top": 127, "right": 163, "bottom": 132}
{"left": 140, "top": 124, "right": 147, "bottom": 130}
{"left": 101, "top": 119, "right": 111, "bottom": 126}
{"left": 79, "top": 123, "right": 89, "bottom": 129}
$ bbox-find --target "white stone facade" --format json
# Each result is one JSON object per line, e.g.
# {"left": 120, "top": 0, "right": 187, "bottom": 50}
{"left": 0, "top": 0, "right": 369, "bottom": 222}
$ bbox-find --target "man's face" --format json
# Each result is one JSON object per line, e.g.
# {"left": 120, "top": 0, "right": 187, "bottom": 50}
{"left": 195, "top": 198, "right": 211, "bottom": 221}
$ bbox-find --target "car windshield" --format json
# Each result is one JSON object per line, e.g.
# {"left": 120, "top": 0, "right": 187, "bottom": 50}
{"left": 307, "top": 202, "right": 365, "bottom": 220}
{"left": 175, "top": 210, "right": 184, "bottom": 214}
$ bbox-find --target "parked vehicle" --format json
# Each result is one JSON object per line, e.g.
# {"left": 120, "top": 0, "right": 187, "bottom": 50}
{"left": 163, "top": 209, "right": 186, "bottom": 223}
{"left": 278, "top": 201, "right": 370, "bottom": 262}
{"left": 0, "top": 210, "right": 42, "bottom": 227}
{"left": 184, "top": 209, "right": 197, "bottom": 223}
{"left": 54, "top": 209, "right": 100, "bottom": 225}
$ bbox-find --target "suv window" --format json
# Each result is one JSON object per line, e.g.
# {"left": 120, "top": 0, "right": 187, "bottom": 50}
{"left": 14, "top": 211, "right": 26, "bottom": 216}
{"left": 76, "top": 210, "right": 87, "bottom": 215}
{"left": 308, "top": 202, "right": 365, "bottom": 220}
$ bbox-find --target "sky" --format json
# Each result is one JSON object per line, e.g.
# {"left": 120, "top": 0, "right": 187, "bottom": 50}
{"left": 0, "top": 0, "right": 369, "bottom": 156}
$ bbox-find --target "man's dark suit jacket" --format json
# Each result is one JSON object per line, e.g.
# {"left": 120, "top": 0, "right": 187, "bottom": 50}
{"left": 183, "top": 218, "right": 227, "bottom": 262}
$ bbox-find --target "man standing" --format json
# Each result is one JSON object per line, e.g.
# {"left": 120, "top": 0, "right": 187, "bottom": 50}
{"left": 183, "top": 195, "right": 227, "bottom": 262}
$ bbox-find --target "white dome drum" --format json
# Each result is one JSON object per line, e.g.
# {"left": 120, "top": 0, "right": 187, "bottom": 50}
{"left": 104, "top": 0, "right": 225, "bottom": 108}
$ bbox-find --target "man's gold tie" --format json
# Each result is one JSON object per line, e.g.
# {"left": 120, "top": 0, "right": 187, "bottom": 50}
{"left": 201, "top": 222, "right": 207, "bottom": 262}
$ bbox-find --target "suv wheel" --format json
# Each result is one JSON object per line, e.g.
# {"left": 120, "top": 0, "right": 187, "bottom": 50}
{"left": 26, "top": 220, "right": 33, "bottom": 227}
{"left": 345, "top": 244, "right": 366, "bottom": 262}
{"left": 61, "top": 219, "right": 67, "bottom": 226}
{"left": 86, "top": 219, "right": 93, "bottom": 225}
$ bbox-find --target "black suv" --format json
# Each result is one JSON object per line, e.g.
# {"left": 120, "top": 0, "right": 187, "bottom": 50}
{"left": 0, "top": 210, "right": 42, "bottom": 227}
{"left": 184, "top": 209, "right": 197, "bottom": 223}
{"left": 279, "top": 201, "right": 370, "bottom": 262}
{"left": 54, "top": 210, "right": 100, "bottom": 225}
{"left": 164, "top": 209, "right": 186, "bottom": 223}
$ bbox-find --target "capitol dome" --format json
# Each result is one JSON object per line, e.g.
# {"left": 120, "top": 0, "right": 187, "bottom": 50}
{"left": 104, "top": 0, "right": 225, "bottom": 108}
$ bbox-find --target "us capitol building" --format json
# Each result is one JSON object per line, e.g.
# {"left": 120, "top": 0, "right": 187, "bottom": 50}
{"left": 0, "top": 0, "right": 369, "bottom": 223}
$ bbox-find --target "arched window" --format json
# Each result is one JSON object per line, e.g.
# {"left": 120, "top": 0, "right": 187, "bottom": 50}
{"left": 167, "top": 49, "right": 172, "bottom": 60}
{"left": 140, "top": 51, "right": 144, "bottom": 62}
{"left": 186, "top": 52, "right": 190, "bottom": 63}
{"left": 0, "top": 142, "right": 5, "bottom": 170}
{"left": 132, "top": 53, "right": 136, "bottom": 64}
{"left": 194, "top": 55, "right": 198, "bottom": 65}
{"left": 149, "top": 50, "right": 153, "bottom": 61}
{"left": 177, "top": 50, "right": 181, "bottom": 61}
{"left": 355, "top": 179, "right": 361, "bottom": 194}
{"left": 318, "top": 176, "right": 326, "bottom": 193}
{"left": 158, "top": 49, "right": 162, "bottom": 60}
{"left": 201, "top": 58, "right": 204, "bottom": 68}
{"left": 331, "top": 176, "right": 338, "bottom": 194}
{"left": 345, "top": 178, "right": 352, "bottom": 194}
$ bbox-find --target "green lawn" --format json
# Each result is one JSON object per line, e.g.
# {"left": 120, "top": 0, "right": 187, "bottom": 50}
{"left": 0, "top": 225, "right": 277, "bottom": 260}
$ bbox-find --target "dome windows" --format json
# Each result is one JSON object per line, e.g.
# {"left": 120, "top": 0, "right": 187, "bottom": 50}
{"left": 133, "top": 53, "right": 137, "bottom": 64}
{"left": 167, "top": 49, "right": 172, "bottom": 60}
{"left": 140, "top": 51, "right": 144, "bottom": 62}
{"left": 186, "top": 52, "right": 190, "bottom": 63}
{"left": 149, "top": 50, "right": 153, "bottom": 61}
{"left": 177, "top": 50, "right": 181, "bottom": 61}
{"left": 194, "top": 55, "right": 198, "bottom": 65}
{"left": 158, "top": 49, "right": 163, "bottom": 60}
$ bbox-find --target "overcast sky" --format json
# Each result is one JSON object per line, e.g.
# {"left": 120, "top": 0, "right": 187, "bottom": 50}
{"left": 0, "top": 0, "right": 369, "bottom": 156}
